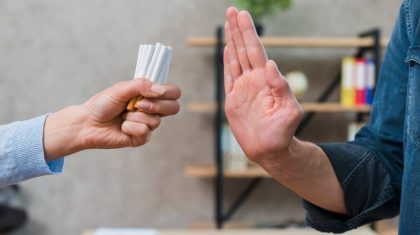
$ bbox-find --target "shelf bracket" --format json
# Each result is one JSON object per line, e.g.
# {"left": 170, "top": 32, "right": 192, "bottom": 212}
{"left": 223, "top": 178, "right": 263, "bottom": 222}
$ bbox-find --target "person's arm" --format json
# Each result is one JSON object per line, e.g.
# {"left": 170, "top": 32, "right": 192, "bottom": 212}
{"left": 0, "top": 115, "right": 64, "bottom": 187}
{"left": 0, "top": 78, "right": 180, "bottom": 187}
{"left": 224, "top": 6, "right": 406, "bottom": 233}
{"left": 224, "top": 7, "right": 345, "bottom": 214}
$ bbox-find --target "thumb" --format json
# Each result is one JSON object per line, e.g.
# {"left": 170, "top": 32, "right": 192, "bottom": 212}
{"left": 108, "top": 79, "right": 165, "bottom": 103}
{"left": 265, "top": 60, "right": 291, "bottom": 97}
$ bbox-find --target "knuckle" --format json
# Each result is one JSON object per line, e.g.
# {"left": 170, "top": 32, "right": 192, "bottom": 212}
{"left": 138, "top": 137, "right": 147, "bottom": 146}
{"left": 121, "top": 121, "right": 130, "bottom": 132}
{"left": 138, "top": 124, "right": 149, "bottom": 135}
{"left": 136, "top": 78, "right": 150, "bottom": 91}
{"left": 175, "top": 87, "right": 182, "bottom": 99}
{"left": 151, "top": 116, "right": 161, "bottom": 129}
{"left": 173, "top": 102, "right": 180, "bottom": 114}
{"left": 132, "top": 137, "right": 146, "bottom": 147}
{"left": 149, "top": 102, "right": 156, "bottom": 111}
{"left": 134, "top": 129, "right": 151, "bottom": 146}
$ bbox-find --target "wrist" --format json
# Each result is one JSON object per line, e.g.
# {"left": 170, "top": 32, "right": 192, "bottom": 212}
{"left": 43, "top": 105, "right": 87, "bottom": 161}
{"left": 257, "top": 137, "right": 316, "bottom": 181}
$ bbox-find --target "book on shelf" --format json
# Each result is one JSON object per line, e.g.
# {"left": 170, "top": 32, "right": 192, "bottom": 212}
{"left": 222, "top": 124, "right": 249, "bottom": 170}
{"left": 341, "top": 56, "right": 375, "bottom": 106}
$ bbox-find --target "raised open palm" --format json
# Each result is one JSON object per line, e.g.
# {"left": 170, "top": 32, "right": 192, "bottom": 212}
{"left": 224, "top": 7, "right": 303, "bottom": 162}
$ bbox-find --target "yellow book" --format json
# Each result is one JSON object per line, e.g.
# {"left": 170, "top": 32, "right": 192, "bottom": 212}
{"left": 341, "top": 57, "right": 355, "bottom": 107}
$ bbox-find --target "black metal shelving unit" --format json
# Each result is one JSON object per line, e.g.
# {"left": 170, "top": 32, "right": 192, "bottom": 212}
{"left": 212, "top": 26, "right": 382, "bottom": 229}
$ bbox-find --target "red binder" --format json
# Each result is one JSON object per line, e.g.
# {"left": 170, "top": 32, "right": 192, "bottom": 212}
{"left": 355, "top": 58, "right": 367, "bottom": 105}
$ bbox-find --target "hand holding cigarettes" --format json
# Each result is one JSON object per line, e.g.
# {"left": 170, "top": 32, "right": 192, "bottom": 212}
{"left": 127, "top": 43, "right": 173, "bottom": 111}
{"left": 43, "top": 43, "right": 180, "bottom": 160}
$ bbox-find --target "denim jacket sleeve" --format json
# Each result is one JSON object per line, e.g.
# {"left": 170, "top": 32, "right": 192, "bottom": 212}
{"left": 303, "top": 0, "right": 411, "bottom": 233}
{"left": 0, "top": 115, "right": 64, "bottom": 187}
{"left": 304, "top": 139, "right": 400, "bottom": 233}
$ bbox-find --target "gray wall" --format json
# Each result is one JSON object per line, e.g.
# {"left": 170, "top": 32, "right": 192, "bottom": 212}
{"left": 0, "top": 1, "right": 401, "bottom": 235}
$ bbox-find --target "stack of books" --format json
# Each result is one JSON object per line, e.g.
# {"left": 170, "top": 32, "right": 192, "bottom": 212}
{"left": 340, "top": 57, "right": 375, "bottom": 106}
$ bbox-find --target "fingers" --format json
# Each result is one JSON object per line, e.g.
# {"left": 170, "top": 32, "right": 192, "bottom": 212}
{"left": 121, "top": 121, "right": 151, "bottom": 147}
{"left": 237, "top": 11, "right": 268, "bottom": 68}
{"left": 223, "top": 47, "right": 234, "bottom": 94}
{"left": 226, "top": 7, "right": 251, "bottom": 72}
{"left": 123, "top": 112, "right": 161, "bottom": 130}
{"left": 159, "top": 84, "right": 182, "bottom": 100}
{"left": 108, "top": 79, "right": 181, "bottom": 104}
{"left": 135, "top": 98, "right": 180, "bottom": 116}
{"left": 224, "top": 22, "right": 242, "bottom": 79}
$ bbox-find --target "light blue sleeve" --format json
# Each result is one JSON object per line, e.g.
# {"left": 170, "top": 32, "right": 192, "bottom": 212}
{"left": 0, "top": 115, "right": 64, "bottom": 187}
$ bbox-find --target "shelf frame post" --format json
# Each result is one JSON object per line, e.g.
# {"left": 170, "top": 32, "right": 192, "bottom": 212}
{"left": 214, "top": 26, "right": 225, "bottom": 229}
{"left": 213, "top": 26, "right": 264, "bottom": 229}
{"left": 356, "top": 28, "right": 382, "bottom": 122}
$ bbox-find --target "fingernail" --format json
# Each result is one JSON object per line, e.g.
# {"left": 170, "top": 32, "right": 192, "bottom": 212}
{"left": 135, "top": 100, "right": 152, "bottom": 111}
{"left": 151, "top": 84, "right": 165, "bottom": 95}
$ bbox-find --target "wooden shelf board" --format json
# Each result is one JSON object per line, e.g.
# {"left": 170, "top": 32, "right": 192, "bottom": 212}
{"left": 185, "top": 163, "right": 271, "bottom": 178}
{"left": 186, "top": 102, "right": 371, "bottom": 113}
{"left": 186, "top": 102, "right": 217, "bottom": 113}
{"left": 187, "top": 37, "right": 389, "bottom": 48}
{"left": 301, "top": 102, "right": 371, "bottom": 112}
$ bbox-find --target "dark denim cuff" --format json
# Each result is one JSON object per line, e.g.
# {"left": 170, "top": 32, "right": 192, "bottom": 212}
{"left": 303, "top": 142, "right": 400, "bottom": 233}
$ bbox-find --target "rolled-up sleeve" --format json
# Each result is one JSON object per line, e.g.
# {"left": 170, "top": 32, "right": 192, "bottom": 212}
{"left": 0, "top": 115, "right": 64, "bottom": 187}
{"left": 303, "top": 129, "right": 400, "bottom": 233}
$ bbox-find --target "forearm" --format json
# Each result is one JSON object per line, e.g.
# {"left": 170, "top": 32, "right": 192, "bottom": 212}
{"left": 0, "top": 115, "right": 64, "bottom": 187}
{"left": 257, "top": 137, "right": 346, "bottom": 214}
{"left": 43, "top": 105, "right": 87, "bottom": 161}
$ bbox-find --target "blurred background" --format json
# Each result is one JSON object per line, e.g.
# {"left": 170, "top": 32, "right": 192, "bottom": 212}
{"left": 0, "top": 0, "right": 401, "bottom": 234}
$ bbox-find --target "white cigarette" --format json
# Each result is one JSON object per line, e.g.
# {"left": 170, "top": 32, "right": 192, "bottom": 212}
{"left": 140, "top": 45, "right": 154, "bottom": 78}
{"left": 158, "top": 46, "right": 172, "bottom": 84}
{"left": 146, "top": 43, "right": 163, "bottom": 80}
{"left": 137, "top": 45, "right": 146, "bottom": 77}
{"left": 150, "top": 46, "right": 169, "bottom": 83}
{"left": 134, "top": 45, "right": 145, "bottom": 79}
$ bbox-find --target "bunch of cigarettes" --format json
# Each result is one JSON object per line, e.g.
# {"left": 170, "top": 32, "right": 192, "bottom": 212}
{"left": 127, "top": 43, "right": 173, "bottom": 111}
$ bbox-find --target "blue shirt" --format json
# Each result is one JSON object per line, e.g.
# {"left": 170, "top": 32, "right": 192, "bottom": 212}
{"left": 304, "top": 0, "right": 420, "bottom": 234}
{"left": 0, "top": 115, "right": 64, "bottom": 187}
